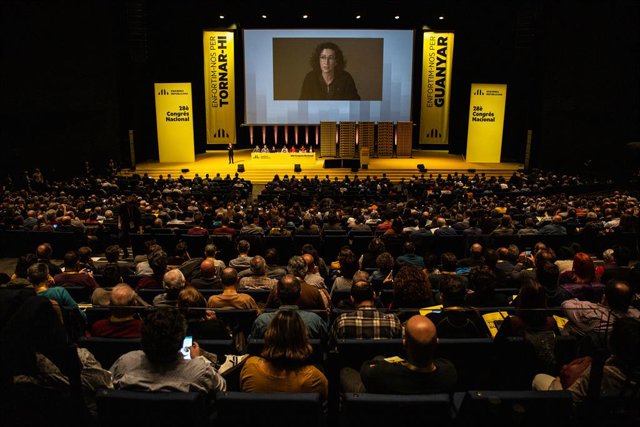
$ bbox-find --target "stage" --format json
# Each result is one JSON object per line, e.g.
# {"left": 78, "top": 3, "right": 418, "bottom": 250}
{"left": 123, "top": 149, "right": 523, "bottom": 184}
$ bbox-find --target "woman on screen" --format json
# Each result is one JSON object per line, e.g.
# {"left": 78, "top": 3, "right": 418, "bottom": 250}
{"left": 299, "top": 42, "right": 360, "bottom": 101}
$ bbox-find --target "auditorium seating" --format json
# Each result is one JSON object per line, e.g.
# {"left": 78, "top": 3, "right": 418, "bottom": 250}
{"left": 215, "top": 391, "right": 324, "bottom": 427}
{"left": 340, "top": 393, "right": 453, "bottom": 425}
{"left": 454, "top": 390, "right": 573, "bottom": 427}
{"left": 96, "top": 389, "right": 212, "bottom": 427}
{"left": 77, "top": 337, "right": 141, "bottom": 368}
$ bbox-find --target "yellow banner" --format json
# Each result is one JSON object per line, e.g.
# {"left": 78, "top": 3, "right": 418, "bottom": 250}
{"left": 154, "top": 82, "right": 195, "bottom": 163}
{"left": 466, "top": 83, "right": 508, "bottom": 163}
{"left": 419, "top": 32, "right": 455, "bottom": 145}
{"left": 203, "top": 31, "right": 236, "bottom": 145}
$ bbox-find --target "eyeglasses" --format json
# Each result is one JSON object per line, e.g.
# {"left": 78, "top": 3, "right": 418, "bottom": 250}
{"left": 319, "top": 55, "right": 336, "bottom": 62}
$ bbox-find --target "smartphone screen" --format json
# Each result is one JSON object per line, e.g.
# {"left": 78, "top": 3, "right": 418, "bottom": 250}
{"left": 181, "top": 336, "right": 193, "bottom": 360}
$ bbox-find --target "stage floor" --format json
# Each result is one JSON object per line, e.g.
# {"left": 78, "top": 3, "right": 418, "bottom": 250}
{"left": 125, "top": 149, "right": 523, "bottom": 184}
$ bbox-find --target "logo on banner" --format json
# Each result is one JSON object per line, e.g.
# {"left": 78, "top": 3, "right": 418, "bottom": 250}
{"left": 425, "top": 128, "right": 442, "bottom": 138}
{"left": 158, "top": 89, "right": 169, "bottom": 96}
{"left": 204, "top": 31, "right": 236, "bottom": 145}
{"left": 474, "top": 89, "right": 484, "bottom": 96}
{"left": 420, "top": 32, "right": 455, "bottom": 145}
{"left": 213, "top": 128, "right": 230, "bottom": 138}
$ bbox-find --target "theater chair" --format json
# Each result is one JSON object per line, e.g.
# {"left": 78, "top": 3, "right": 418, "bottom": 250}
{"left": 77, "top": 337, "right": 141, "bottom": 369}
{"left": 215, "top": 391, "right": 324, "bottom": 427}
{"left": 454, "top": 390, "right": 572, "bottom": 427}
{"left": 341, "top": 393, "right": 453, "bottom": 425}
{"left": 96, "top": 389, "right": 211, "bottom": 427}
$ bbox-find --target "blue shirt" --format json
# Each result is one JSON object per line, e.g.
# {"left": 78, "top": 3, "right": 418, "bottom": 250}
{"left": 250, "top": 305, "right": 327, "bottom": 340}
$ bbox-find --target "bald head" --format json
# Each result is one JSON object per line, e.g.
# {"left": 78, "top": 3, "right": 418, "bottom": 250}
{"left": 200, "top": 259, "right": 216, "bottom": 278}
{"left": 470, "top": 243, "right": 483, "bottom": 257}
{"left": 302, "top": 253, "right": 316, "bottom": 272}
{"left": 404, "top": 315, "right": 438, "bottom": 368}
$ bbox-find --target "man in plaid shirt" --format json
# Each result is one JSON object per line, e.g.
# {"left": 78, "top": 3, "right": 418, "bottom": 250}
{"left": 329, "top": 280, "right": 403, "bottom": 349}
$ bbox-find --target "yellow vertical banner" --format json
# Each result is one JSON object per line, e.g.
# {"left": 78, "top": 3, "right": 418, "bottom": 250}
{"left": 203, "top": 31, "right": 236, "bottom": 145}
{"left": 466, "top": 83, "right": 508, "bottom": 163}
{"left": 154, "top": 82, "right": 195, "bottom": 163}
{"left": 419, "top": 32, "right": 455, "bottom": 145}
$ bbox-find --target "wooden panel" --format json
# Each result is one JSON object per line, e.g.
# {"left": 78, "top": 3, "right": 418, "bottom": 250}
{"left": 396, "top": 121, "right": 413, "bottom": 157}
{"left": 377, "top": 122, "right": 394, "bottom": 157}
{"left": 339, "top": 122, "right": 356, "bottom": 158}
{"left": 320, "top": 121, "right": 337, "bottom": 157}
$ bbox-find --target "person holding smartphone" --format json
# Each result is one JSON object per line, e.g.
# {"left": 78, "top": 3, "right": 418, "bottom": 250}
{"left": 111, "top": 307, "right": 226, "bottom": 394}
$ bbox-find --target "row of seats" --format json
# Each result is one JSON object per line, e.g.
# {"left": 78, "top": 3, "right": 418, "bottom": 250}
{"left": 77, "top": 335, "right": 577, "bottom": 391}
{"left": 131, "top": 230, "right": 639, "bottom": 264}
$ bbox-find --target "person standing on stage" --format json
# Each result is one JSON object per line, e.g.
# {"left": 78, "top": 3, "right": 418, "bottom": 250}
{"left": 228, "top": 143, "right": 234, "bottom": 164}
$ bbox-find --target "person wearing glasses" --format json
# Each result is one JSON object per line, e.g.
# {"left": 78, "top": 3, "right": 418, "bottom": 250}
{"left": 299, "top": 42, "right": 360, "bottom": 100}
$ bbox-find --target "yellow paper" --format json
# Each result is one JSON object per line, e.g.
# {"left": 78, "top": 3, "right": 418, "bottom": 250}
{"left": 482, "top": 311, "right": 509, "bottom": 338}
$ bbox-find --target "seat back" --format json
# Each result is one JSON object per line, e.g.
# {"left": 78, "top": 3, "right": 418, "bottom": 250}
{"left": 77, "top": 336, "right": 141, "bottom": 369}
{"left": 341, "top": 393, "right": 452, "bottom": 425}
{"left": 456, "top": 390, "right": 572, "bottom": 427}
{"left": 215, "top": 391, "right": 323, "bottom": 427}
{"left": 96, "top": 389, "right": 209, "bottom": 427}
{"left": 334, "top": 338, "right": 404, "bottom": 370}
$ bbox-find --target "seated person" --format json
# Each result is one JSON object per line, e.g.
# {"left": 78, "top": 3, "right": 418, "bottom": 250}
{"left": 253, "top": 146, "right": 261, "bottom": 153}
{"left": 340, "top": 315, "right": 457, "bottom": 393}
{"left": 111, "top": 307, "right": 226, "bottom": 394}
{"left": 54, "top": 250, "right": 98, "bottom": 291}
{"left": 261, "top": 145, "right": 269, "bottom": 153}
{"left": 533, "top": 317, "right": 640, "bottom": 405}
{"left": 240, "top": 310, "right": 328, "bottom": 399}
{"left": 177, "top": 286, "right": 231, "bottom": 340}
{"left": 289, "top": 145, "right": 298, "bottom": 153}
{"left": 281, "top": 146, "right": 289, "bottom": 153}
{"left": 208, "top": 268, "right": 259, "bottom": 310}
{"left": 252, "top": 274, "right": 327, "bottom": 340}
{"left": 299, "top": 145, "right": 307, "bottom": 153}
{"left": 152, "top": 269, "right": 187, "bottom": 307}
{"left": 90, "top": 284, "right": 143, "bottom": 338}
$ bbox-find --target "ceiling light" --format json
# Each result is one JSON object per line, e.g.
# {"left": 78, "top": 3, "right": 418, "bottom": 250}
{"left": 439, "top": 16, "right": 444, "bottom": 20}
{"left": 356, "top": 15, "right": 361, "bottom": 19}
{"left": 261, "top": 15, "right": 267, "bottom": 19}
{"left": 219, "top": 15, "right": 224, "bottom": 19}
{"left": 394, "top": 15, "right": 400, "bottom": 20}
{"left": 302, "top": 14, "right": 308, "bottom": 19}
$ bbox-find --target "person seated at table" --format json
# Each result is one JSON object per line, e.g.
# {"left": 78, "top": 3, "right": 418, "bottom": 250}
{"left": 253, "top": 145, "right": 260, "bottom": 153}
{"left": 261, "top": 145, "right": 269, "bottom": 153}
{"left": 300, "top": 146, "right": 307, "bottom": 153}
{"left": 281, "top": 146, "right": 289, "bottom": 153}
{"left": 289, "top": 145, "right": 298, "bottom": 153}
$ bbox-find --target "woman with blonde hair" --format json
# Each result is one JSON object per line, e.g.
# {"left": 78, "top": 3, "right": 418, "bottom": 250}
{"left": 240, "top": 310, "right": 328, "bottom": 399}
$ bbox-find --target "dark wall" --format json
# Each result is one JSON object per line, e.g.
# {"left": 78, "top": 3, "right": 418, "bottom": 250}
{"left": 1, "top": 1, "right": 122, "bottom": 178}
{"left": 533, "top": 1, "right": 640, "bottom": 174}
{"left": 2, "top": 0, "right": 638, "bottom": 177}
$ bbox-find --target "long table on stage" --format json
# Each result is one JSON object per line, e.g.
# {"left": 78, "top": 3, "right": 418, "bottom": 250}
{"left": 250, "top": 152, "right": 317, "bottom": 164}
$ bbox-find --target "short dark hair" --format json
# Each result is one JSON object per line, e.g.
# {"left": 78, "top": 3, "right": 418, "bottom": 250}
{"left": 351, "top": 280, "right": 374, "bottom": 304}
{"left": 440, "top": 275, "right": 467, "bottom": 307}
{"left": 105, "top": 245, "right": 120, "bottom": 263}
{"left": 14, "top": 253, "right": 38, "bottom": 279}
{"left": 63, "top": 251, "right": 79, "bottom": 269}
{"left": 440, "top": 252, "right": 457, "bottom": 272}
{"left": 237, "top": 240, "right": 250, "bottom": 253}
{"left": 141, "top": 307, "right": 186, "bottom": 364}
{"left": 536, "top": 261, "right": 560, "bottom": 290}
